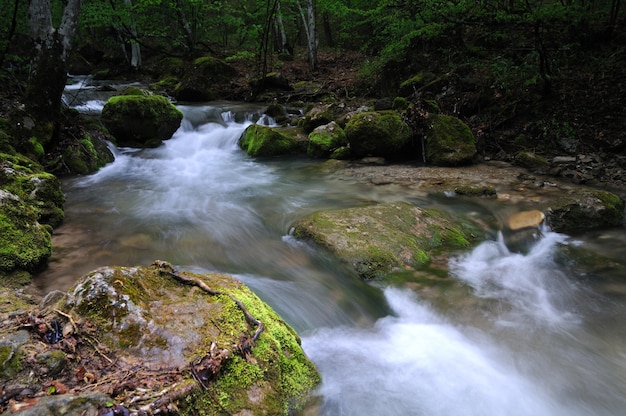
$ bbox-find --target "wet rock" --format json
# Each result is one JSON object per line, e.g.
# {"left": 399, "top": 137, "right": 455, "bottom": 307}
{"left": 292, "top": 201, "right": 481, "bottom": 280}
{"left": 0, "top": 262, "right": 319, "bottom": 415}
{"left": 547, "top": 188, "right": 625, "bottom": 233}
{"left": 101, "top": 95, "right": 183, "bottom": 148}
{"left": 300, "top": 103, "right": 341, "bottom": 133}
{"left": 307, "top": 122, "right": 348, "bottom": 158}
{"left": 425, "top": 114, "right": 476, "bottom": 166}
{"left": 0, "top": 189, "right": 52, "bottom": 284}
{"left": 515, "top": 151, "right": 550, "bottom": 171}
{"left": 7, "top": 393, "right": 111, "bottom": 415}
{"left": 505, "top": 210, "right": 546, "bottom": 231}
{"left": 239, "top": 124, "right": 305, "bottom": 157}
{"left": 344, "top": 111, "right": 411, "bottom": 158}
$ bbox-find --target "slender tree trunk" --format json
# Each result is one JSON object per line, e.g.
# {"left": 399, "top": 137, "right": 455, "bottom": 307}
{"left": 296, "top": 0, "right": 318, "bottom": 70}
{"left": 124, "top": 0, "right": 141, "bottom": 70}
{"left": 175, "top": 0, "right": 196, "bottom": 57}
{"left": 26, "top": 0, "right": 81, "bottom": 124}
{"left": 274, "top": 1, "right": 289, "bottom": 54}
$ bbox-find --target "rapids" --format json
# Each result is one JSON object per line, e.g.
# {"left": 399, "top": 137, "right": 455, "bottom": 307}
{"left": 36, "top": 94, "right": 626, "bottom": 415}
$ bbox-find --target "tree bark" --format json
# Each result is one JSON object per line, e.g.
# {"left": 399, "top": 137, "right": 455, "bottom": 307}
{"left": 26, "top": 0, "right": 81, "bottom": 133}
{"left": 296, "top": 0, "right": 318, "bottom": 70}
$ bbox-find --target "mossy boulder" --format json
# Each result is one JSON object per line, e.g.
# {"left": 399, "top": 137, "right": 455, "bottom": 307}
{"left": 174, "top": 56, "right": 238, "bottom": 101}
{"left": 292, "top": 201, "right": 481, "bottom": 280}
{"left": 239, "top": 125, "right": 304, "bottom": 157}
{"left": 307, "top": 122, "right": 347, "bottom": 158}
{"left": 0, "top": 158, "right": 64, "bottom": 227}
{"left": 300, "top": 104, "right": 341, "bottom": 133}
{"left": 547, "top": 188, "right": 625, "bottom": 233}
{"left": 344, "top": 111, "right": 411, "bottom": 158}
{"left": 515, "top": 151, "right": 550, "bottom": 171}
{"left": 37, "top": 261, "right": 318, "bottom": 415}
{"left": 425, "top": 114, "right": 476, "bottom": 166}
{"left": 101, "top": 95, "right": 183, "bottom": 148}
{"left": 60, "top": 131, "right": 115, "bottom": 175}
{"left": 0, "top": 190, "right": 51, "bottom": 283}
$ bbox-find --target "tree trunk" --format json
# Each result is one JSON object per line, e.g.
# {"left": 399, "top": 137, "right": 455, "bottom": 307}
{"left": 25, "top": 0, "right": 81, "bottom": 139}
{"left": 274, "top": 1, "right": 290, "bottom": 54}
{"left": 124, "top": 0, "right": 141, "bottom": 70}
{"left": 296, "top": 0, "right": 317, "bottom": 70}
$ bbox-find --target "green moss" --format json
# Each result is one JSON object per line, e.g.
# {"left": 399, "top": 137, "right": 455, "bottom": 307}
{"left": 392, "top": 96, "right": 408, "bottom": 111}
{"left": 0, "top": 345, "right": 22, "bottom": 379}
{"left": 344, "top": 111, "right": 411, "bottom": 158}
{"left": 239, "top": 125, "right": 301, "bottom": 157}
{"left": 0, "top": 192, "right": 52, "bottom": 278}
{"left": 101, "top": 95, "right": 183, "bottom": 147}
{"left": 515, "top": 151, "right": 549, "bottom": 169}
{"left": 66, "top": 263, "right": 319, "bottom": 415}
{"left": 36, "top": 350, "right": 67, "bottom": 376}
{"left": 293, "top": 202, "right": 481, "bottom": 281}
{"left": 28, "top": 137, "right": 44, "bottom": 159}
{"left": 307, "top": 122, "right": 347, "bottom": 158}
{"left": 425, "top": 114, "right": 476, "bottom": 166}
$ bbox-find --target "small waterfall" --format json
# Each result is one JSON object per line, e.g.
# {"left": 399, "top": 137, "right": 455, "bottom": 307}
{"left": 302, "top": 288, "right": 583, "bottom": 416}
{"left": 448, "top": 226, "right": 581, "bottom": 328}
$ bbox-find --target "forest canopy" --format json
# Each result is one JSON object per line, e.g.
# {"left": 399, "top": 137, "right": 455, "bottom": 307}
{"left": 1, "top": 0, "right": 622, "bottom": 79}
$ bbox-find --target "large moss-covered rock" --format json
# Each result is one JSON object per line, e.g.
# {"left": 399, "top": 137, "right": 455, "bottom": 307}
{"left": 101, "top": 95, "right": 183, "bottom": 148}
{"left": 292, "top": 201, "right": 481, "bottom": 280}
{"left": 344, "top": 111, "right": 411, "bottom": 158}
{"left": 0, "top": 158, "right": 64, "bottom": 228}
{"left": 547, "top": 188, "right": 624, "bottom": 233}
{"left": 0, "top": 262, "right": 319, "bottom": 414}
{"left": 60, "top": 131, "right": 114, "bottom": 175}
{"left": 0, "top": 152, "right": 62, "bottom": 284}
{"left": 425, "top": 114, "right": 476, "bottom": 166}
{"left": 307, "top": 122, "right": 347, "bottom": 158}
{"left": 239, "top": 124, "right": 304, "bottom": 157}
{"left": 174, "top": 56, "right": 238, "bottom": 101}
{"left": 0, "top": 190, "right": 51, "bottom": 284}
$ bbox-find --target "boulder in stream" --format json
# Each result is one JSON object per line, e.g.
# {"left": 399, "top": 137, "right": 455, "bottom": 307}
{"left": 0, "top": 156, "right": 65, "bottom": 284}
{"left": 307, "top": 121, "right": 348, "bottom": 158}
{"left": 239, "top": 124, "right": 305, "bottom": 157}
{"left": 0, "top": 261, "right": 320, "bottom": 415}
{"left": 546, "top": 188, "right": 625, "bottom": 233}
{"left": 425, "top": 114, "right": 476, "bottom": 166}
{"left": 101, "top": 95, "right": 183, "bottom": 148}
{"left": 292, "top": 201, "right": 482, "bottom": 280}
{"left": 344, "top": 111, "right": 412, "bottom": 158}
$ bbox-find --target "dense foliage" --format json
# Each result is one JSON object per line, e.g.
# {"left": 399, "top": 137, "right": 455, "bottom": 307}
{"left": 1, "top": 0, "right": 621, "bottom": 77}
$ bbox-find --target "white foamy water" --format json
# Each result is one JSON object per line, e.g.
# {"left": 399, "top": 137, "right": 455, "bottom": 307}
{"left": 302, "top": 288, "right": 585, "bottom": 416}
{"left": 448, "top": 227, "right": 582, "bottom": 328}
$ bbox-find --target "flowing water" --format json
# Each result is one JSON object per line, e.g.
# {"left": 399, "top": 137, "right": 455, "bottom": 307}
{"left": 35, "top": 91, "right": 626, "bottom": 415}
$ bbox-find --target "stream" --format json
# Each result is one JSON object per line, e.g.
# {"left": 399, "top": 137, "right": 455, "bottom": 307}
{"left": 35, "top": 84, "right": 626, "bottom": 415}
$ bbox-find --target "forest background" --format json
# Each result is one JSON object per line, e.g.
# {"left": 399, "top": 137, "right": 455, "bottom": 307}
{"left": 0, "top": 0, "right": 625, "bottom": 184}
